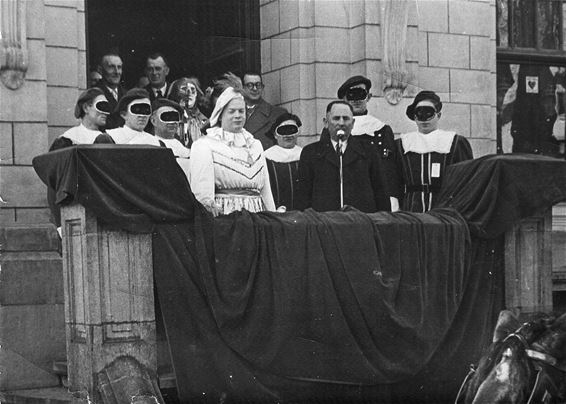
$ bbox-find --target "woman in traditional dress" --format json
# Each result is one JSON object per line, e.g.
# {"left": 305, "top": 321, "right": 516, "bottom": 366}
{"left": 188, "top": 87, "right": 275, "bottom": 216}
{"left": 263, "top": 113, "right": 303, "bottom": 211}
{"left": 395, "top": 90, "right": 473, "bottom": 212}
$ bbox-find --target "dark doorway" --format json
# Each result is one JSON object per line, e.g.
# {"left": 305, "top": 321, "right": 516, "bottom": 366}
{"left": 86, "top": 0, "right": 260, "bottom": 89}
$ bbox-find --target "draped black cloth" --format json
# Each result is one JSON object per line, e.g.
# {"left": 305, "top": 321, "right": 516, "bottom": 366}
{"left": 32, "top": 148, "right": 566, "bottom": 402}
{"left": 436, "top": 153, "right": 566, "bottom": 238}
{"left": 33, "top": 145, "right": 196, "bottom": 232}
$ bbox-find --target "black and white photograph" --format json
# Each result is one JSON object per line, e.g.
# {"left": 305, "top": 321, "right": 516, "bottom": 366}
{"left": 3, "top": 0, "right": 566, "bottom": 403}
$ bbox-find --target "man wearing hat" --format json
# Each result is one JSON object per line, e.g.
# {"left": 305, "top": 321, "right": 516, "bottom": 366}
{"left": 106, "top": 88, "right": 163, "bottom": 146}
{"left": 395, "top": 90, "right": 473, "bottom": 212}
{"left": 336, "top": 75, "right": 400, "bottom": 211}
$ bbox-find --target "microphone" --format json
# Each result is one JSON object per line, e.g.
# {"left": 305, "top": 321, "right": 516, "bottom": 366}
{"left": 337, "top": 129, "right": 346, "bottom": 149}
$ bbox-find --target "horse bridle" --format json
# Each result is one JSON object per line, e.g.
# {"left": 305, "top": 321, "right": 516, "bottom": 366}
{"left": 455, "top": 323, "right": 566, "bottom": 404}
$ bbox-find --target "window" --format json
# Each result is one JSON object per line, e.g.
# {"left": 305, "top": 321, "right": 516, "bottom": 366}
{"left": 497, "top": 0, "right": 566, "bottom": 156}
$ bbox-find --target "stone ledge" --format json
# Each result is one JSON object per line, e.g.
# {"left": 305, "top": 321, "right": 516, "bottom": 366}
{"left": 0, "top": 251, "right": 63, "bottom": 305}
{"left": 1, "top": 387, "right": 71, "bottom": 403}
{"left": 0, "top": 224, "right": 60, "bottom": 252}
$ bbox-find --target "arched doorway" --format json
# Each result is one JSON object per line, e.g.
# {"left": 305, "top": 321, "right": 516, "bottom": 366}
{"left": 86, "top": 0, "right": 260, "bottom": 89}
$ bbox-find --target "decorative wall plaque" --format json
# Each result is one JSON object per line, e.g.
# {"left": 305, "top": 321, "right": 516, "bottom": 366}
{"left": 381, "top": 0, "right": 410, "bottom": 105}
{"left": 0, "top": 0, "right": 28, "bottom": 90}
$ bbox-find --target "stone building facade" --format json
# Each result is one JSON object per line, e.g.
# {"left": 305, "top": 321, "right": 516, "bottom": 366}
{"left": 0, "top": 0, "right": 497, "bottom": 392}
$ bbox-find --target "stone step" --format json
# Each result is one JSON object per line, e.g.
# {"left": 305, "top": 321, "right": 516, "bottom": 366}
{"left": 0, "top": 251, "right": 63, "bottom": 305}
{"left": 51, "top": 361, "right": 177, "bottom": 390}
{"left": 1, "top": 387, "right": 72, "bottom": 403}
{"left": 0, "top": 224, "right": 60, "bottom": 252}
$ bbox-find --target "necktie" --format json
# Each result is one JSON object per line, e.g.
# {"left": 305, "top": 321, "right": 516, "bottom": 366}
{"left": 156, "top": 90, "right": 163, "bottom": 98}
{"left": 336, "top": 142, "right": 342, "bottom": 156}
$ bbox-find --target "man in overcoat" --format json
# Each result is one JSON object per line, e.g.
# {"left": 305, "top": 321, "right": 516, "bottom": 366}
{"left": 242, "top": 71, "right": 287, "bottom": 151}
{"left": 296, "top": 101, "right": 390, "bottom": 212}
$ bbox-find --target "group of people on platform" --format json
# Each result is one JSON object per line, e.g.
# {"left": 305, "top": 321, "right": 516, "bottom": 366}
{"left": 49, "top": 49, "right": 474, "bottom": 227}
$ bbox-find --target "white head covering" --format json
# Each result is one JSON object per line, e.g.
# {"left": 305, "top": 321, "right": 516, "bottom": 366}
{"left": 209, "top": 87, "right": 244, "bottom": 127}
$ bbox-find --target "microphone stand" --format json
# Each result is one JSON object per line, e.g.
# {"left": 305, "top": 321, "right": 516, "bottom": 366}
{"left": 337, "top": 132, "right": 345, "bottom": 209}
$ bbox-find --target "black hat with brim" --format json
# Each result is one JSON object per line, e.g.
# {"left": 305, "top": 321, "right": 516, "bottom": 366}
{"left": 406, "top": 90, "right": 442, "bottom": 120}
{"left": 337, "top": 75, "right": 372, "bottom": 99}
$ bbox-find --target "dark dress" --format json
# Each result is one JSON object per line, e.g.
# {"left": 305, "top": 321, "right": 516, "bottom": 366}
{"left": 395, "top": 131, "right": 473, "bottom": 212}
{"left": 266, "top": 159, "right": 300, "bottom": 210}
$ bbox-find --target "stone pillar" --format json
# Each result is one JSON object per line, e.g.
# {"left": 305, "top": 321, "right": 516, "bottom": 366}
{"left": 61, "top": 203, "right": 158, "bottom": 403}
{"left": 504, "top": 209, "right": 553, "bottom": 314}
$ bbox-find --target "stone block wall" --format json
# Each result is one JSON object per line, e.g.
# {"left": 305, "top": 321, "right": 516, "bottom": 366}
{"left": 0, "top": 0, "right": 86, "bottom": 226}
{"left": 260, "top": 0, "right": 497, "bottom": 156}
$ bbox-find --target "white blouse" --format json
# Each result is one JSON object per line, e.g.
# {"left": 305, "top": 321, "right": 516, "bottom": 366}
{"left": 59, "top": 124, "right": 103, "bottom": 144}
{"left": 189, "top": 127, "right": 275, "bottom": 213}
{"left": 107, "top": 125, "right": 162, "bottom": 146}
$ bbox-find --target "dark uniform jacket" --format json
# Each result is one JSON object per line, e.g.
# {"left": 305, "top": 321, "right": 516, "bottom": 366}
{"left": 95, "top": 81, "right": 126, "bottom": 130}
{"left": 321, "top": 117, "right": 400, "bottom": 199}
{"left": 244, "top": 98, "right": 287, "bottom": 151}
{"left": 296, "top": 135, "right": 390, "bottom": 213}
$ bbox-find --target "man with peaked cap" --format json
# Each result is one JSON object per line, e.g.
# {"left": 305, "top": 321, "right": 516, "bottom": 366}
{"left": 106, "top": 88, "right": 163, "bottom": 146}
{"left": 335, "top": 75, "right": 401, "bottom": 211}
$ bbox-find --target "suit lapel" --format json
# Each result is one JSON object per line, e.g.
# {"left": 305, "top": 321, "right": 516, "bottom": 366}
{"left": 246, "top": 99, "right": 270, "bottom": 132}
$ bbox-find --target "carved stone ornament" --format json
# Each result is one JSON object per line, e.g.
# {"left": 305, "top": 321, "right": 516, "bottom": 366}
{"left": 0, "top": 0, "right": 28, "bottom": 90}
{"left": 381, "top": 0, "right": 410, "bottom": 105}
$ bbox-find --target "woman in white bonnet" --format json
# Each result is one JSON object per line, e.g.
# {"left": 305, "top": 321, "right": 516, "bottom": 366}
{"left": 188, "top": 86, "right": 275, "bottom": 216}
{"left": 395, "top": 90, "right": 473, "bottom": 212}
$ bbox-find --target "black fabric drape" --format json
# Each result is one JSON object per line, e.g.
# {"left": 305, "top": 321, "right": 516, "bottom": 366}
{"left": 153, "top": 207, "right": 494, "bottom": 402}
{"left": 32, "top": 149, "right": 566, "bottom": 402}
{"left": 436, "top": 153, "right": 566, "bottom": 238}
{"left": 33, "top": 145, "right": 196, "bottom": 232}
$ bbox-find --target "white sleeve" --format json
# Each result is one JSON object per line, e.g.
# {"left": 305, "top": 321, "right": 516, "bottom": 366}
{"left": 259, "top": 155, "right": 276, "bottom": 211}
{"left": 188, "top": 140, "right": 216, "bottom": 206}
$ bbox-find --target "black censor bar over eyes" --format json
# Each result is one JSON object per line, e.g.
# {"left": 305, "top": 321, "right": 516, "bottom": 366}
{"left": 129, "top": 102, "right": 152, "bottom": 116}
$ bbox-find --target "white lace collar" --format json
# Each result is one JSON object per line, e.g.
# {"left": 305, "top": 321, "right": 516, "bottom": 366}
{"left": 400, "top": 129, "right": 456, "bottom": 154}
{"left": 352, "top": 114, "right": 385, "bottom": 136}
{"left": 206, "top": 126, "right": 255, "bottom": 148}
{"left": 263, "top": 145, "right": 303, "bottom": 163}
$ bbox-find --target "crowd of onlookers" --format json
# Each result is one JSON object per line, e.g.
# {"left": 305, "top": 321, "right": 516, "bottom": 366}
{"left": 49, "top": 49, "right": 474, "bottom": 227}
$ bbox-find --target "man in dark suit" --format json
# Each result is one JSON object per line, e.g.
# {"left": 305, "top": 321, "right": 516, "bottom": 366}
{"left": 144, "top": 53, "right": 171, "bottom": 102}
{"left": 95, "top": 50, "right": 126, "bottom": 129}
{"left": 242, "top": 71, "right": 287, "bottom": 151}
{"left": 296, "top": 101, "right": 390, "bottom": 213}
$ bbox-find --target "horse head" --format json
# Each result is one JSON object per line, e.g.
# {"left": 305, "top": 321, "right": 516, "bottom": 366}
{"left": 457, "top": 310, "right": 559, "bottom": 404}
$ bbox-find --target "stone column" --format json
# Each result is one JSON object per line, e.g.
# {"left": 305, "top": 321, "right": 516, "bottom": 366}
{"left": 61, "top": 203, "right": 160, "bottom": 403}
{"left": 504, "top": 209, "right": 553, "bottom": 314}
